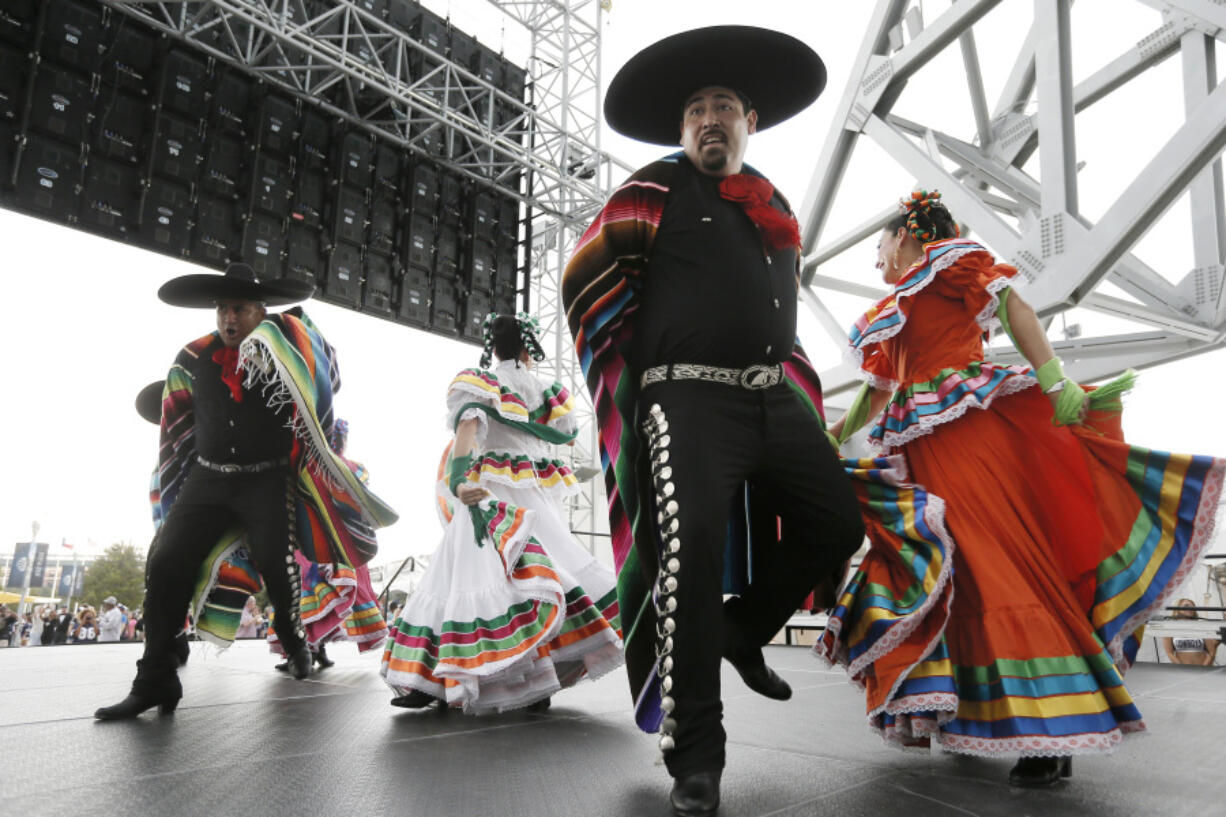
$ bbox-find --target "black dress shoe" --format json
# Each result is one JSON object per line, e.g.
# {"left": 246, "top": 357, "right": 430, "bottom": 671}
{"left": 1009, "top": 756, "right": 1072, "bottom": 788}
{"left": 725, "top": 648, "right": 792, "bottom": 701}
{"left": 273, "top": 660, "right": 289, "bottom": 672}
{"left": 670, "top": 770, "right": 721, "bottom": 817}
{"left": 389, "top": 689, "right": 437, "bottom": 709}
{"left": 313, "top": 644, "right": 335, "bottom": 669}
{"left": 287, "top": 644, "right": 313, "bottom": 680}
{"left": 526, "top": 696, "right": 551, "bottom": 712}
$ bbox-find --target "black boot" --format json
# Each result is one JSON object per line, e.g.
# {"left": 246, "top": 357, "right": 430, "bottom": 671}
{"left": 724, "top": 646, "right": 791, "bottom": 701}
{"left": 670, "top": 770, "right": 721, "bottom": 817}
{"left": 95, "top": 658, "right": 182, "bottom": 721}
{"left": 313, "top": 643, "right": 334, "bottom": 669}
{"left": 287, "top": 643, "right": 312, "bottom": 680}
{"left": 389, "top": 689, "right": 437, "bottom": 709}
{"left": 1009, "top": 756, "right": 1072, "bottom": 788}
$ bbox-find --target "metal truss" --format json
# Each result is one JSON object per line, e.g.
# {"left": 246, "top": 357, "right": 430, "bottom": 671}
{"left": 800, "top": 0, "right": 1226, "bottom": 401}
{"left": 103, "top": 0, "right": 619, "bottom": 548}
{"left": 509, "top": 0, "right": 624, "bottom": 553}
{"left": 102, "top": 0, "right": 627, "bottom": 213}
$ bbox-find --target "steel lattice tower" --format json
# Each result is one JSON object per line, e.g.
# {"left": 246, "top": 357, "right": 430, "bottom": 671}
{"left": 800, "top": 0, "right": 1226, "bottom": 406}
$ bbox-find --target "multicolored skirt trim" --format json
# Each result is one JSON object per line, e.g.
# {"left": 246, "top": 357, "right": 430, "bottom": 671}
{"left": 818, "top": 401, "right": 1225, "bottom": 757}
{"left": 192, "top": 532, "right": 262, "bottom": 647}
{"left": 815, "top": 456, "right": 955, "bottom": 681}
{"left": 872, "top": 643, "right": 1146, "bottom": 757}
{"left": 268, "top": 558, "right": 388, "bottom": 654}
{"left": 463, "top": 451, "right": 582, "bottom": 497}
{"left": 448, "top": 369, "right": 576, "bottom": 430}
{"left": 191, "top": 536, "right": 387, "bottom": 653}
{"left": 380, "top": 498, "right": 622, "bottom": 713}
{"left": 870, "top": 361, "right": 1035, "bottom": 449}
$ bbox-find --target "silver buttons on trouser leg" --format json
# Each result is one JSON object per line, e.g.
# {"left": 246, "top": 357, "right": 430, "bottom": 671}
{"left": 284, "top": 475, "right": 305, "bottom": 642}
{"left": 643, "top": 402, "right": 681, "bottom": 754}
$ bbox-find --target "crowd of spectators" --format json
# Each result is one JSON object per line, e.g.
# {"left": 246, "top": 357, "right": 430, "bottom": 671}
{"left": 0, "top": 599, "right": 144, "bottom": 647}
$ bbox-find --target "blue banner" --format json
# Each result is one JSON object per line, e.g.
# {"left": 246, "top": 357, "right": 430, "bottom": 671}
{"left": 30, "top": 543, "right": 48, "bottom": 588}
{"left": 6, "top": 542, "right": 29, "bottom": 589}
{"left": 57, "top": 563, "right": 83, "bottom": 598}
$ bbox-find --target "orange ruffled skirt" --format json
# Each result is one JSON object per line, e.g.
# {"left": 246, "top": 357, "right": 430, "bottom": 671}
{"left": 818, "top": 386, "right": 1223, "bottom": 756}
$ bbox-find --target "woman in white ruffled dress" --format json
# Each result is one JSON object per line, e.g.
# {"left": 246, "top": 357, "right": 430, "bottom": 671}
{"left": 380, "top": 313, "right": 623, "bottom": 713}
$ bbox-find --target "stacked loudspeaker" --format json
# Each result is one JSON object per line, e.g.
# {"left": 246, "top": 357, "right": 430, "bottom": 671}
{"left": 0, "top": 0, "right": 527, "bottom": 346}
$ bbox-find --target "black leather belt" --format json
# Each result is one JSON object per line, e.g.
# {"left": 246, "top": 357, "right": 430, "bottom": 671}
{"left": 640, "top": 363, "right": 784, "bottom": 391}
{"left": 196, "top": 456, "right": 290, "bottom": 474}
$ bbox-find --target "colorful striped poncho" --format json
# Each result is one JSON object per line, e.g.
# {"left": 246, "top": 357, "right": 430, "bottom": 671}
{"left": 561, "top": 154, "right": 836, "bottom": 731}
{"left": 156, "top": 310, "right": 398, "bottom": 645}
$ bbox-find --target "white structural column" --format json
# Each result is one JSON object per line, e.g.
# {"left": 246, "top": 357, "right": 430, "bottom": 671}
{"left": 491, "top": 0, "right": 626, "bottom": 555}
{"left": 1033, "top": 0, "right": 1078, "bottom": 217}
{"left": 1182, "top": 28, "right": 1226, "bottom": 275}
{"left": 799, "top": 0, "right": 1226, "bottom": 402}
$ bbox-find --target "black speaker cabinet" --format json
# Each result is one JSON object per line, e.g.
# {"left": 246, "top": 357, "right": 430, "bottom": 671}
{"left": 139, "top": 177, "right": 192, "bottom": 256}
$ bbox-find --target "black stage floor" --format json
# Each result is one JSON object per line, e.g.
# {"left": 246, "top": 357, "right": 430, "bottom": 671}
{"left": 2, "top": 642, "right": 1223, "bottom": 816}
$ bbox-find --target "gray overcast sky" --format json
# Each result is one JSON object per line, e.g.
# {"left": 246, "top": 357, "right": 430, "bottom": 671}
{"left": 3, "top": 0, "right": 1224, "bottom": 568}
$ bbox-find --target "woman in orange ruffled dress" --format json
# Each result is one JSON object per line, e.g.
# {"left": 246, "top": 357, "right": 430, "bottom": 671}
{"left": 820, "top": 191, "right": 1224, "bottom": 786}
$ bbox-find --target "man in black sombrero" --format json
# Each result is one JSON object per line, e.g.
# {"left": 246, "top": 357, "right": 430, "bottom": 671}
{"left": 562, "top": 27, "right": 864, "bottom": 815}
{"left": 97, "top": 262, "right": 398, "bottom": 720}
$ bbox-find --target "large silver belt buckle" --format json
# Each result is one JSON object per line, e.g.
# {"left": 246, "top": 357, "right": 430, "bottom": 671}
{"left": 740, "top": 364, "right": 780, "bottom": 390}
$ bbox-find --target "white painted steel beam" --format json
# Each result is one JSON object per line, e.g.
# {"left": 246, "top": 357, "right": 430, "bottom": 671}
{"left": 1182, "top": 30, "right": 1226, "bottom": 268}
{"left": 862, "top": 115, "right": 1023, "bottom": 258}
{"left": 799, "top": 0, "right": 909, "bottom": 250}
{"left": 801, "top": 0, "right": 1226, "bottom": 406}
{"left": 1031, "top": 77, "right": 1226, "bottom": 307}
{"left": 1137, "top": 0, "right": 1226, "bottom": 39}
{"left": 1080, "top": 293, "right": 1220, "bottom": 340}
{"left": 1034, "top": 0, "right": 1078, "bottom": 216}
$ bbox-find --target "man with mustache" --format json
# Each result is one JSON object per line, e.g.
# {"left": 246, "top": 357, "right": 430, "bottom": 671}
{"left": 96, "top": 262, "right": 397, "bottom": 720}
{"left": 562, "top": 26, "right": 864, "bottom": 817}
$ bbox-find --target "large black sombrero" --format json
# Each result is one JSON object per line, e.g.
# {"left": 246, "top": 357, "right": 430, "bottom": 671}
{"left": 135, "top": 380, "right": 165, "bottom": 425}
{"left": 158, "top": 262, "right": 314, "bottom": 308}
{"left": 605, "top": 26, "right": 826, "bottom": 145}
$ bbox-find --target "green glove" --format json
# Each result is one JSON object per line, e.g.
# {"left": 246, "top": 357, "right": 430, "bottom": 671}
{"left": 448, "top": 453, "right": 475, "bottom": 495}
{"left": 1035, "top": 357, "right": 1065, "bottom": 392}
{"left": 1035, "top": 357, "right": 1088, "bottom": 426}
{"left": 1052, "top": 380, "right": 1087, "bottom": 426}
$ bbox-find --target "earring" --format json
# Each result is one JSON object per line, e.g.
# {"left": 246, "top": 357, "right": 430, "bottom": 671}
{"left": 890, "top": 245, "right": 900, "bottom": 273}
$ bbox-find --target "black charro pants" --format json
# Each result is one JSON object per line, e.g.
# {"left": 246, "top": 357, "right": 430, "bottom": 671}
{"left": 641, "top": 380, "right": 864, "bottom": 779}
{"left": 139, "top": 465, "right": 305, "bottom": 681}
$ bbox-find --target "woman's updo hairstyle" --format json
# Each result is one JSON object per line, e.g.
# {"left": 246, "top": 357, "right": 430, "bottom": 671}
{"left": 885, "top": 189, "right": 959, "bottom": 244}
{"left": 478, "top": 312, "right": 547, "bottom": 368}
{"left": 490, "top": 315, "right": 524, "bottom": 362}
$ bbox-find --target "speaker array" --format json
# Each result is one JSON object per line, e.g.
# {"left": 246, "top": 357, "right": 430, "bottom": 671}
{"left": 0, "top": 0, "right": 528, "bottom": 344}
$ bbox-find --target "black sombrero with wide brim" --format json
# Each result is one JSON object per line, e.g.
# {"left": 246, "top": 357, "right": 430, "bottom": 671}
{"left": 604, "top": 26, "right": 827, "bottom": 145}
{"left": 158, "top": 262, "right": 315, "bottom": 308}
{"left": 135, "top": 380, "right": 165, "bottom": 425}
